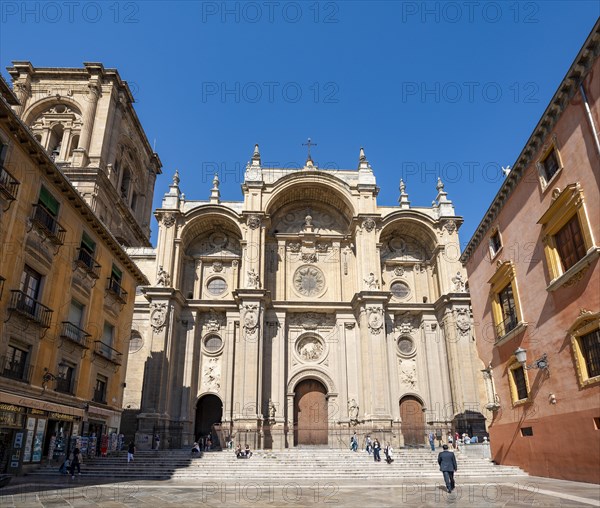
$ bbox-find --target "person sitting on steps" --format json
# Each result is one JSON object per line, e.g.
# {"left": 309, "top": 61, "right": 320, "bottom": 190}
{"left": 244, "top": 444, "right": 253, "bottom": 458}
{"left": 191, "top": 442, "right": 201, "bottom": 457}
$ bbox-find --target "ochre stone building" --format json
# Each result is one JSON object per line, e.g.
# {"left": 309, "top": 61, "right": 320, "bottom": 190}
{"left": 461, "top": 22, "right": 600, "bottom": 483}
{"left": 0, "top": 72, "right": 149, "bottom": 474}
{"left": 123, "top": 147, "right": 488, "bottom": 450}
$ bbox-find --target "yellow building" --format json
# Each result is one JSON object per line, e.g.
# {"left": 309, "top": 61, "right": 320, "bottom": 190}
{"left": 0, "top": 75, "right": 148, "bottom": 474}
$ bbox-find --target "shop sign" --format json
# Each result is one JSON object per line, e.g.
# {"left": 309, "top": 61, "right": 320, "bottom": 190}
{"left": 0, "top": 404, "right": 24, "bottom": 413}
{"left": 30, "top": 408, "right": 46, "bottom": 416}
{"left": 49, "top": 412, "right": 77, "bottom": 421}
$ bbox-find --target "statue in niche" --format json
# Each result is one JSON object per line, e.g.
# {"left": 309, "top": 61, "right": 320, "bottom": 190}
{"left": 348, "top": 398, "right": 359, "bottom": 425}
{"left": 247, "top": 269, "right": 260, "bottom": 289}
{"left": 452, "top": 272, "right": 466, "bottom": 292}
{"left": 156, "top": 266, "right": 170, "bottom": 287}
{"left": 267, "top": 399, "right": 276, "bottom": 424}
{"left": 364, "top": 272, "right": 380, "bottom": 290}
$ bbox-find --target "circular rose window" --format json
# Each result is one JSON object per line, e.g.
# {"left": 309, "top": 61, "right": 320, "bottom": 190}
{"left": 293, "top": 265, "right": 325, "bottom": 297}
{"left": 207, "top": 277, "right": 227, "bottom": 296}
{"left": 397, "top": 337, "right": 415, "bottom": 356}
{"left": 204, "top": 335, "right": 223, "bottom": 354}
{"left": 390, "top": 281, "right": 410, "bottom": 299}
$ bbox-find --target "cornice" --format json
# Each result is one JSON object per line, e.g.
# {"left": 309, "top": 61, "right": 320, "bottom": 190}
{"left": 461, "top": 20, "right": 600, "bottom": 264}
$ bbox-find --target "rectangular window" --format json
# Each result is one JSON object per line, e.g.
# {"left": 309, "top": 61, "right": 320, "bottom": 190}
{"left": 131, "top": 192, "right": 137, "bottom": 212}
{"left": 103, "top": 322, "right": 114, "bottom": 347}
{"left": 581, "top": 329, "right": 600, "bottom": 379}
{"left": 56, "top": 362, "right": 75, "bottom": 394}
{"left": 555, "top": 215, "right": 587, "bottom": 272}
{"left": 489, "top": 231, "right": 502, "bottom": 257}
{"left": 38, "top": 186, "right": 59, "bottom": 216}
{"left": 81, "top": 232, "right": 96, "bottom": 255}
{"left": 111, "top": 265, "right": 122, "bottom": 283}
{"left": 68, "top": 299, "right": 84, "bottom": 327}
{"left": 20, "top": 265, "right": 41, "bottom": 301}
{"left": 94, "top": 375, "right": 107, "bottom": 403}
{"left": 2, "top": 345, "right": 28, "bottom": 381}
{"left": 498, "top": 284, "right": 517, "bottom": 334}
{"left": 512, "top": 366, "right": 528, "bottom": 401}
{"left": 541, "top": 148, "right": 560, "bottom": 182}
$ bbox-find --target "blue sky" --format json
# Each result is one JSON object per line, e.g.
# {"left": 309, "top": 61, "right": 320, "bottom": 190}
{"left": 1, "top": 1, "right": 598, "bottom": 247}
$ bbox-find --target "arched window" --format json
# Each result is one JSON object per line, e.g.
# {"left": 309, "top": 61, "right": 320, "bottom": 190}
{"left": 48, "top": 124, "right": 64, "bottom": 160}
{"left": 68, "top": 135, "right": 80, "bottom": 158}
{"left": 120, "top": 167, "right": 131, "bottom": 199}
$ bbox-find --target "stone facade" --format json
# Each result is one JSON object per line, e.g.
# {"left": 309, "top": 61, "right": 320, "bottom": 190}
{"left": 124, "top": 148, "right": 488, "bottom": 450}
{"left": 7, "top": 61, "right": 162, "bottom": 247}
{"left": 461, "top": 23, "right": 600, "bottom": 483}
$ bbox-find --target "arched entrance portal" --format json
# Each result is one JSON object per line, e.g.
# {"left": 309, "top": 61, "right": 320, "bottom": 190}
{"left": 195, "top": 395, "right": 222, "bottom": 446}
{"left": 294, "top": 379, "right": 328, "bottom": 446}
{"left": 400, "top": 396, "right": 425, "bottom": 446}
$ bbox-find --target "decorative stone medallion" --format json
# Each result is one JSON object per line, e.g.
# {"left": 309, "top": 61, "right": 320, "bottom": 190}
{"left": 293, "top": 265, "right": 326, "bottom": 297}
{"left": 150, "top": 303, "right": 168, "bottom": 332}
{"left": 296, "top": 335, "right": 325, "bottom": 362}
{"left": 247, "top": 215, "right": 261, "bottom": 229}
{"left": 366, "top": 306, "right": 384, "bottom": 334}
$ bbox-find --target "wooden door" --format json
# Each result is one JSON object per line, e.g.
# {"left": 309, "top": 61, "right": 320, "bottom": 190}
{"left": 294, "top": 379, "right": 328, "bottom": 445}
{"left": 400, "top": 396, "right": 424, "bottom": 446}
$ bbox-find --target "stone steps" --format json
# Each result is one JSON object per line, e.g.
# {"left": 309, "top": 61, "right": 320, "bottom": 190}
{"left": 28, "top": 449, "right": 527, "bottom": 481}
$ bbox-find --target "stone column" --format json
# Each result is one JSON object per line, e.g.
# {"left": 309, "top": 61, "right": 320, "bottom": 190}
{"left": 78, "top": 80, "right": 100, "bottom": 156}
{"left": 193, "top": 259, "right": 203, "bottom": 299}
{"left": 179, "top": 310, "right": 198, "bottom": 446}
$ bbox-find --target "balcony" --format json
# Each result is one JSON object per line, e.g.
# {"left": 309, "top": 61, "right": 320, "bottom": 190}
{"left": 93, "top": 341, "right": 122, "bottom": 365}
{"left": 0, "top": 165, "right": 19, "bottom": 205}
{"left": 496, "top": 312, "right": 518, "bottom": 338}
{"left": 106, "top": 277, "right": 127, "bottom": 304}
{"left": 55, "top": 377, "right": 73, "bottom": 395}
{"left": 60, "top": 321, "right": 91, "bottom": 348}
{"left": 74, "top": 248, "right": 101, "bottom": 279}
{"left": 0, "top": 355, "right": 32, "bottom": 383}
{"left": 30, "top": 204, "right": 66, "bottom": 245}
{"left": 8, "top": 290, "right": 53, "bottom": 328}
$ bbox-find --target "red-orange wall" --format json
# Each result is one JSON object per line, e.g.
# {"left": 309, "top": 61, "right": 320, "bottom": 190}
{"left": 465, "top": 57, "right": 600, "bottom": 483}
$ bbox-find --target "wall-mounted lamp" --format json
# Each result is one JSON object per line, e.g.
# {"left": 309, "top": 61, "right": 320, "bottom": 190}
{"left": 514, "top": 347, "right": 549, "bottom": 373}
{"left": 42, "top": 364, "right": 66, "bottom": 389}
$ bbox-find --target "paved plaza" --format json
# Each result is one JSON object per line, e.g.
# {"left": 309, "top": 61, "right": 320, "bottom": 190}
{"left": 1, "top": 476, "right": 599, "bottom": 507}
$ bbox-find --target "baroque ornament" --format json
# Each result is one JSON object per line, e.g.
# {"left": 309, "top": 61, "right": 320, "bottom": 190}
{"left": 155, "top": 265, "right": 171, "bottom": 287}
{"left": 205, "top": 311, "right": 222, "bottom": 333}
{"left": 293, "top": 265, "right": 325, "bottom": 297}
{"left": 394, "top": 266, "right": 405, "bottom": 277}
{"left": 289, "top": 313, "right": 335, "bottom": 330}
{"left": 367, "top": 306, "right": 384, "bottom": 334}
{"left": 451, "top": 272, "right": 466, "bottom": 292}
{"left": 455, "top": 308, "right": 471, "bottom": 337}
{"left": 364, "top": 272, "right": 380, "bottom": 290}
{"left": 212, "top": 261, "right": 223, "bottom": 273}
{"left": 296, "top": 336, "right": 324, "bottom": 362}
{"left": 161, "top": 213, "right": 176, "bottom": 228}
{"left": 362, "top": 218, "right": 376, "bottom": 232}
{"left": 203, "top": 357, "right": 221, "bottom": 392}
{"left": 287, "top": 242, "right": 301, "bottom": 253}
{"left": 301, "top": 252, "right": 317, "bottom": 263}
{"left": 247, "top": 215, "right": 261, "bottom": 229}
{"left": 150, "top": 303, "right": 168, "bottom": 333}
{"left": 443, "top": 220, "right": 457, "bottom": 235}
{"left": 399, "top": 358, "right": 417, "bottom": 389}
{"left": 242, "top": 303, "right": 260, "bottom": 338}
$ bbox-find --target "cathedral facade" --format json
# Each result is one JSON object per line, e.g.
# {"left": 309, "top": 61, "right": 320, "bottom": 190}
{"left": 124, "top": 147, "right": 488, "bottom": 449}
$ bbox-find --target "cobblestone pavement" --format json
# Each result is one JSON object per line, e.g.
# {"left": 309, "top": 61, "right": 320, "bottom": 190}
{"left": 1, "top": 476, "right": 599, "bottom": 507}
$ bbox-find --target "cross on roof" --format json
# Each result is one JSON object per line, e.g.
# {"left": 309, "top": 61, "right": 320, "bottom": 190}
{"left": 302, "top": 137, "right": 317, "bottom": 161}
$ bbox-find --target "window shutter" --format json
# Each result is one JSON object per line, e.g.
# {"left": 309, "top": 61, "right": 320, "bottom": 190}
{"left": 39, "top": 186, "right": 59, "bottom": 216}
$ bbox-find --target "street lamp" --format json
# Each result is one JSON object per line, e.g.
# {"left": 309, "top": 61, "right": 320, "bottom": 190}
{"left": 514, "top": 347, "right": 549, "bottom": 373}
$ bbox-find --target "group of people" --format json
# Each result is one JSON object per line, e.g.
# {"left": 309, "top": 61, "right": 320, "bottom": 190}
{"left": 59, "top": 447, "right": 82, "bottom": 478}
{"left": 351, "top": 433, "right": 394, "bottom": 464}
{"left": 234, "top": 444, "right": 253, "bottom": 459}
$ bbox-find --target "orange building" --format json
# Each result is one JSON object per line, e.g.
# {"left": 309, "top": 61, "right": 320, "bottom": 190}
{"left": 461, "top": 22, "right": 600, "bottom": 483}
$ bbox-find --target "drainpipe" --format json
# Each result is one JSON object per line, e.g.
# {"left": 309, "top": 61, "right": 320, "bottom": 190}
{"left": 580, "top": 83, "right": 600, "bottom": 157}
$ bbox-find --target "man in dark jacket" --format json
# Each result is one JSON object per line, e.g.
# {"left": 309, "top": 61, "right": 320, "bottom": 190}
{"left": 437, "top": 444, "right": 457, "bottom": 493}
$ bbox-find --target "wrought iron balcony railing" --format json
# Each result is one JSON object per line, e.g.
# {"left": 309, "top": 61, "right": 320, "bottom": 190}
{"left": 8, "top": 290, "right": 53, "bottom": 328}
{"left": 496, "top": 311, "right": 518, "bottom": 339}
{"left": 60, "top": 321, "right": 91, "bottom": 348}
{"left": 106, "top": 277, "right": 127, "bottom": 303}
{"left": 0, "top": 355, "right": 32, "bottom": 383}
{"left": 94, "top": 341, "right": 122, "bottom": 365}
{"left": 75, "top": 248, "right": 101, "bottom": 278}
{"left": 54, "top": 377, "right": 73, "bottom": 394}
{"left": 0, "top": 165, "right": 19, "bottom": 202}
{"left": 30, "top": 203, "right": 66, "bottom": 245}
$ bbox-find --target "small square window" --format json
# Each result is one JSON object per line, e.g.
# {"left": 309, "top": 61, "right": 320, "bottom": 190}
{"left": 520, "top": 427, "right": 533, "bottom": 437}
{"left": 541, "top": 148, "right": 560, "bottom": 182}
{"left": 489, "top": 230, "right": 502, "bottom": 258}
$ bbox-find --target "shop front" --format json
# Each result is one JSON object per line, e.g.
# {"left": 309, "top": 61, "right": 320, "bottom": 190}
{"left": 0, "top": 392, "right": 84, "bottom": 474}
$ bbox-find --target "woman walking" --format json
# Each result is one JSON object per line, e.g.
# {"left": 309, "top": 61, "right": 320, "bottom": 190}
{"left": 373, "top": 439, "right": 381, "bottom": 462}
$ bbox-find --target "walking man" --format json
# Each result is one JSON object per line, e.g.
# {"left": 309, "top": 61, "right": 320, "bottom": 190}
{"left": 437, "top": 444, "right": 457, "bottom": 493}
{"left": 127, "top": 441, "right": 135, "bottom": 463}
{"left": 373, "top": 439, "right": 381, "bottom": 462}
{"left": 428, "top": 431, "right": 435, "bottom": 451}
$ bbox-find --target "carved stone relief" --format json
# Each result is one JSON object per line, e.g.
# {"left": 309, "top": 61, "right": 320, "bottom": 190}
{"left": 367, "top": 306, "right": 384, "bottom": 334}
{"left": 288, "top": 313, "right": 336, "bottom": 330}
{"left": 203, "top": 357, "right": 221, "bottom": 392}
{"left": 242, "top": 303, "right": 260, "bottom": 338}
{"left": 150, "top": 303, "right": 168, "bottom": 333}
{"left": 296, "top": 335, "right": 325, "bottom": 362}
{"left": 399, "top": 358, "right": 417, "bottom": 389}
{"left": 455, "top": 308, "right": 471, "bottom": 337}
{"left": 293, "top": 265, "right": 326, "bottom": 297}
